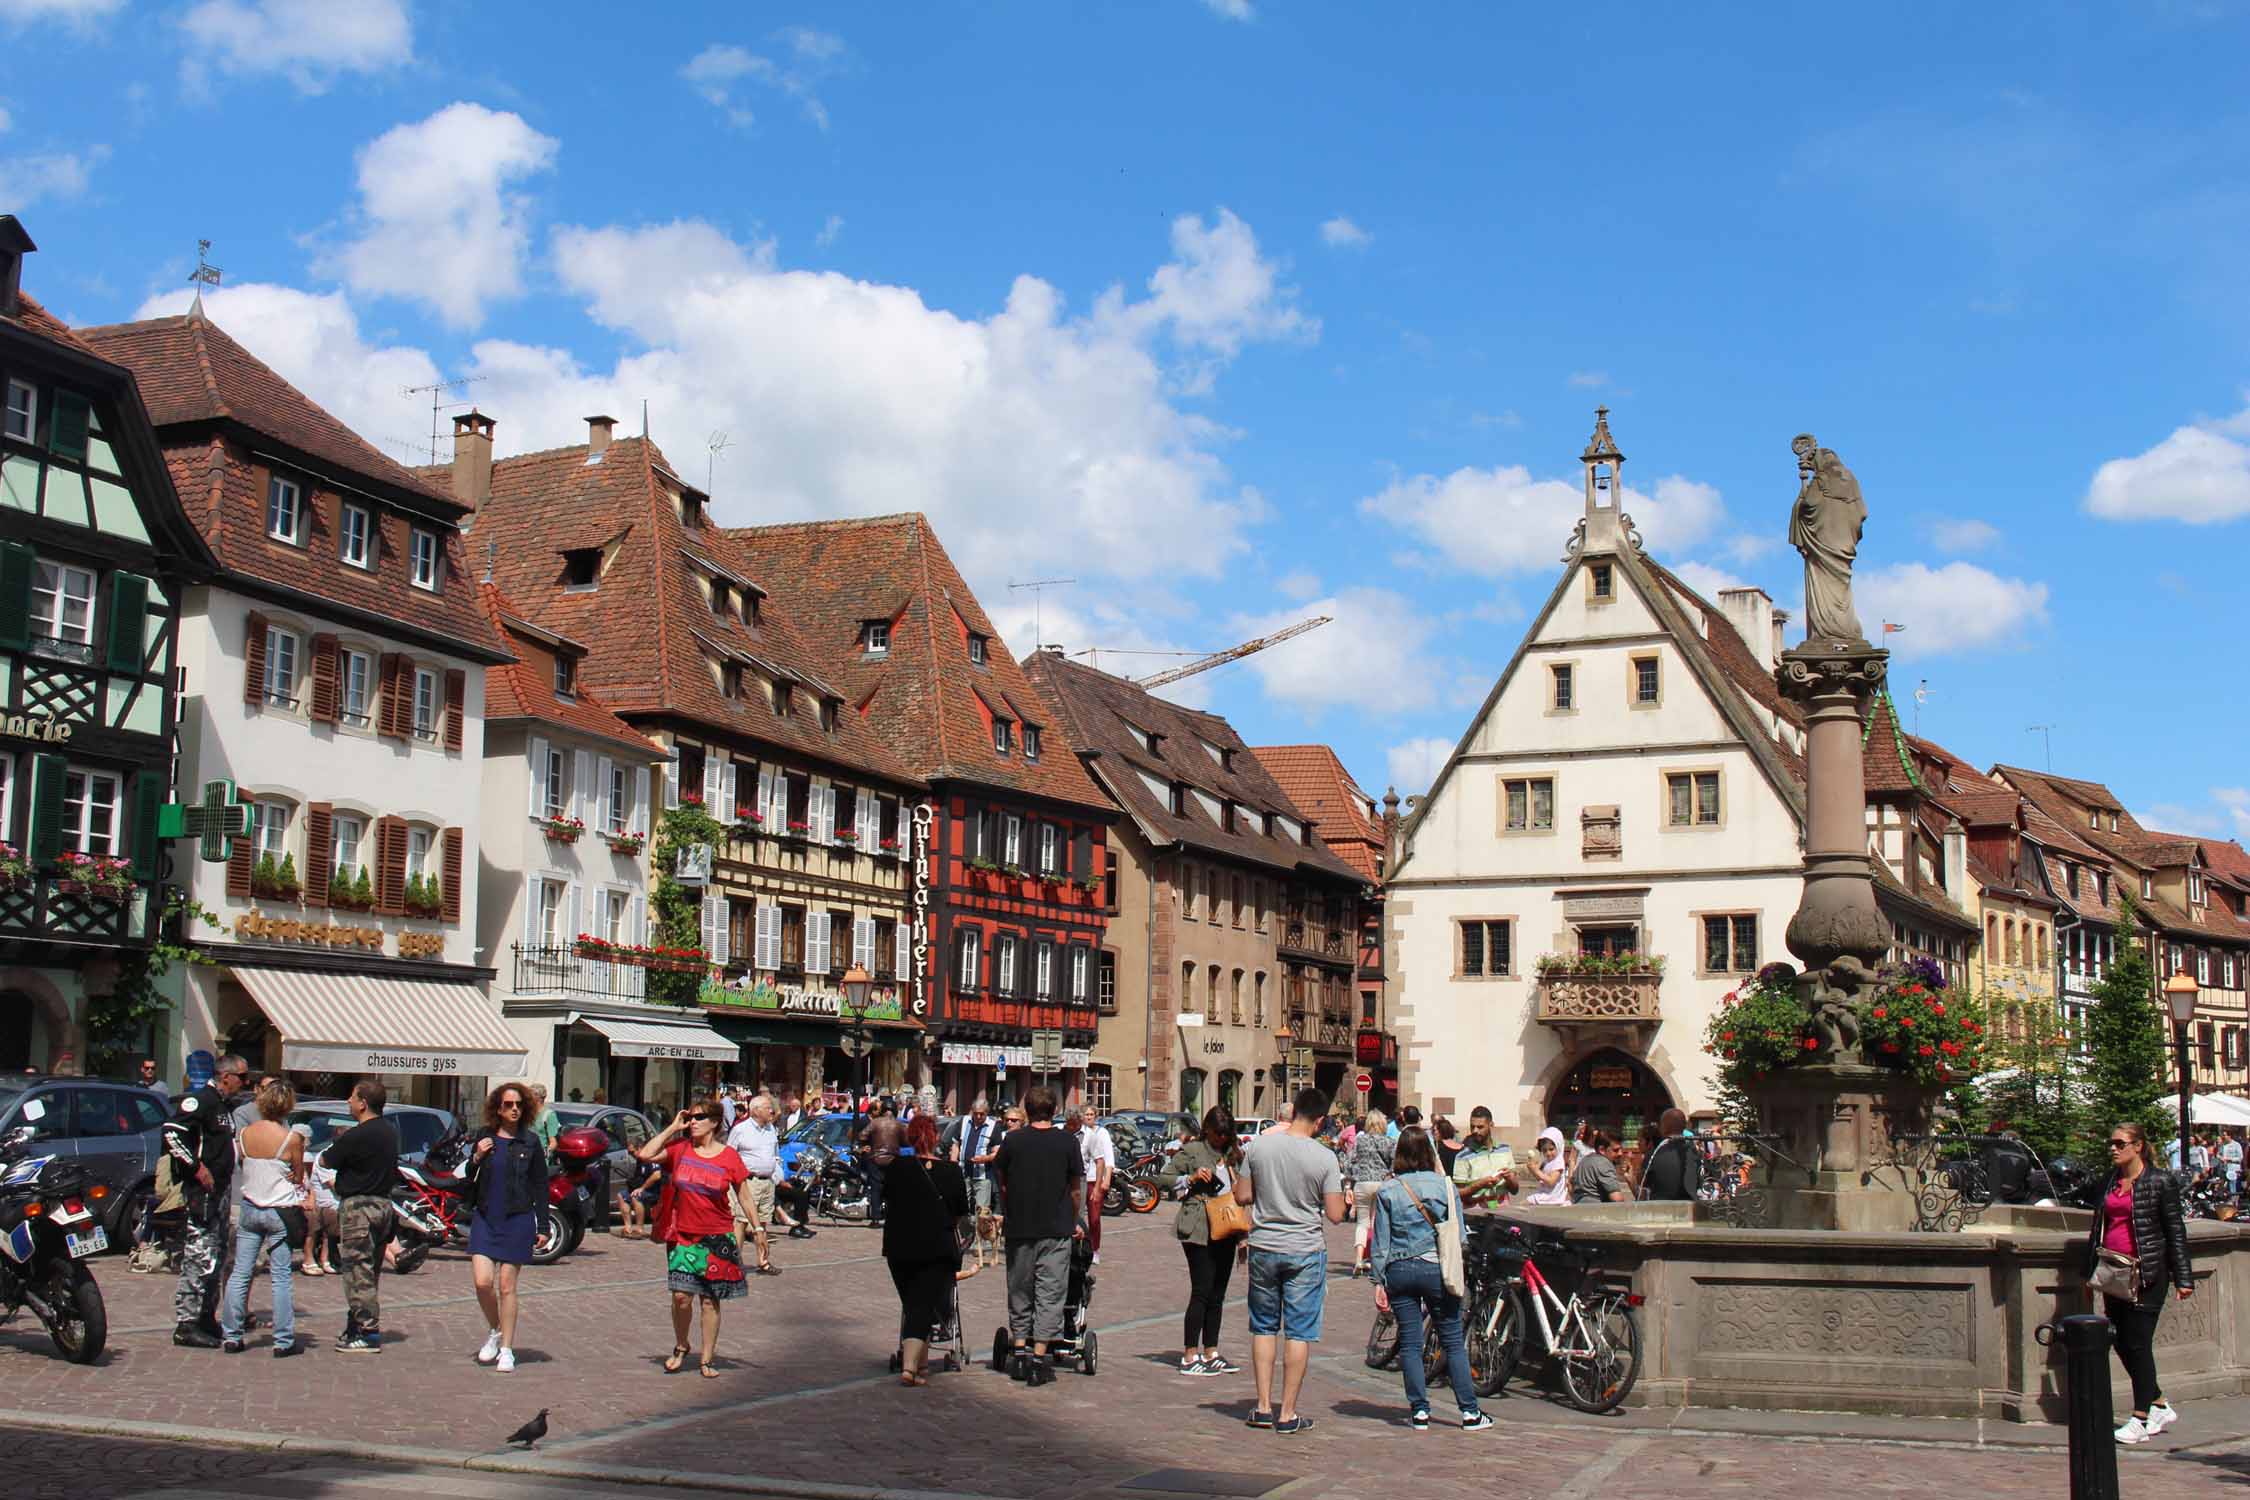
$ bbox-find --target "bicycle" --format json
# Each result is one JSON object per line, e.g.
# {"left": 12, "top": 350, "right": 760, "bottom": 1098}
{"left": 1469, "top": 1227, "right": 1644, "bottom": 1412}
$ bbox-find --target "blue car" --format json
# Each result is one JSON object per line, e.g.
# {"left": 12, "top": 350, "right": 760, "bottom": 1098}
{"left": 778, "top": 1112, "right": 862, "bottom": 1175}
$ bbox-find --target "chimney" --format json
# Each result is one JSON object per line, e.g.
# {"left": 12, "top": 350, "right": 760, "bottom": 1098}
{"left": 1716, "top": 586, "right": 1776, "bottom": 671}
{"left": 1771, "top": 606, "right": 1790, "bottom": 665}
{"left": 450, "top": 410, "right": 495, "bottom": 513}
{"left": 585, "top": 414, "right": 617, "bottom": 457}
{"left": 0, "top": 216, "right": 35, "bottom": 320}
{"left": 1943, "top": 818, "right": 1968, "bottom": 899}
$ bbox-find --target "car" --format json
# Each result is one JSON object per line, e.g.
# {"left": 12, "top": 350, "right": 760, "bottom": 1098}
{"left": 0, "top": 1075, "right": 170, "bottom": 1247}
{"left": 287, "top": 1101, "right": 460, "bottom": 1166}
{"left": 778, "top": 1112, "right": 862, "bottom": 1174}
{"left": 545, "top": 1102, "right": 658, "bottom": 1224}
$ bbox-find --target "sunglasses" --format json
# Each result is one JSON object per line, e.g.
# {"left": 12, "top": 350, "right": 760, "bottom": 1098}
{"left": 2108, "top": 1139, "right": 2133, "bottom": 1149}
{"left": 499, "top": 1099, "right": 525, "bottom": 1111}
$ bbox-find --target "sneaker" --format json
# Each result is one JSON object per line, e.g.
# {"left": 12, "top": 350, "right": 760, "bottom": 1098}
{"left": 2115, "top": 1417, "right": 2150, "bottom": 1445}
{"left": 1202, "top": 1356, "right": 1240, "bottom": 1375}
{"left": 1275, "top": 1416, "right": 1315, "bottom": 1436}
{"left": 1408, "top": 1409, "right": 1430, "bottom": 1430}
{"left": 173, "top": 1323, "right": 221, "bottom": 1349}
{"left": 476, "top": 1329, "right": 503, "bottom": 1365}
{"left": 1091, "top": 1253, "right": 1101, "bottom": 1264}
{"left": 1245, "top": 1408, "right": 1276, "bottom": 1429}
{"left": 220, "top": 1338, "right": 245, "bottom": 1354}
{"left": 334, "top": 1333, "right": 381, "bottom": 1354}
{"left": 1179, "top": 1357, "right": 1208, "bottom": 1376}
{"left": 495, "top": 1348, "right": 516, "bottom": 1373}
{"left": 274, "top": 1342, "right": 302, "bottom": 1359}
{"left": 788, "top": 1226, "right": 816, "bottom": 1239}
{"left": 1461, "top": 1413, "right": 1494, "bottom": 1432}
{"left": 1010, "top": 1349, "right": 1031, "bottom": 1382}
{"left": 2146, "top": 1403, "right": 2179, "bottom": 1436}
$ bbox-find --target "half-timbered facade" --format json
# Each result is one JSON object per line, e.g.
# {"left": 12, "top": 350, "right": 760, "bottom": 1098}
{"left": 0, "top": 220, "right": 215, "bottom": 1073}
{"left": 81, "top": 310, "right": 520, "bottom": 1110}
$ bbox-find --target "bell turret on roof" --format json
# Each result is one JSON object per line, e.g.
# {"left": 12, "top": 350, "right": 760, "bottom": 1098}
{"left": 1581, "top": 404, "right": 1623, "bottom": 464}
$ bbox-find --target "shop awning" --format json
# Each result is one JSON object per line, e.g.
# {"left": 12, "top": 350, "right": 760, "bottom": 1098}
{"left": 580, "top": 1014, "right": 740, "bottom": 1063}
{"left": 706, "top": 1013, "right": 841, "bottom": 1050}
{"left": 235, "top": 967, "right": 527, "bottom": 1078}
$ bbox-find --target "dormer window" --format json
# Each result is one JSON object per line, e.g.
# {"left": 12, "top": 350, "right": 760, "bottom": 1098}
{"left": 1024, "top": 725, "right": 1041, "bottom": 761}
{"left": 563, "top": 548, "right": 601, "bottom": 589}
{"left": 720, "top": 661, "right": 743, "bottom": 700}
{"left": 994, "top": 718, "right": 1013, "bottom": 756}
{"left": 711, "top": 580, "right": 731, "bottom": 617}
{"left": 746, "top": 592, "right": 761, "bottom": 623}
{"left": 772, "top": 680, "right": 792, "bottom": 717}
{"left": 680, "top": 492, "right": 705, "bottom": 530}
{"left": 554, "top": 655, "right": 576, "bottom": 698}
{"left": 863, "top": 621, "right": 890, "bottom": 655}
{"left": 821, "top": 696, "right": 840, "bottom": 734}
{"left": 1221, "top": 802, "right": 1237, "bottom": 833}
{"left": 266, "top": 474, "right": 303, "bottom": 544}
{"left": 1169, "top": 783, "right": 1186, "bottom": 817}
{"left": 3, "top": 380, "right": 33, "bottom": 443}
{"left": 967, "top": 633, "right": 988, "bottom": 667}
{"left": 2108, "top": 813, "right": 2119, "bottom": 832}
{"left": 339, "top": 503, "right": 373, "bottom": 569}
{"left": 409, "top": 528, "right": 441, "bottom": 592}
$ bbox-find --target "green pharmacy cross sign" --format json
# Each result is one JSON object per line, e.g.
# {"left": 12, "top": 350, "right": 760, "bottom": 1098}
{"left": 157, "top": 778, "right": 251, "bottom": 863}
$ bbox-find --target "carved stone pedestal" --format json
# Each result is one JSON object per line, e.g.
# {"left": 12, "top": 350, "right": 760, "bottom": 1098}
{"left": 1753, "top": 1062, "right": 1940, "bottom": 1232}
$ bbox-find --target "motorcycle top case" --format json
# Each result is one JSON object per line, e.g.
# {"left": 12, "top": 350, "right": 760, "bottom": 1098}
{"left": 553, "top": 1127, "right": 612, "bottom": 1168}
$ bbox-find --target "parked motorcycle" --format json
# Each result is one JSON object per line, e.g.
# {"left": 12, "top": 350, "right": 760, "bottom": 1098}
{"left": 1101, "top": 1158, "right": 1162, "bottom": 1216}
{"left": 795, "top": 1142, "right": 873, "bottom": 1223}
{"left": 0, "top": 1127, "right": 109, "bottom": 1363}
{"left": 545, "top": 1128, "right": 613, "bottom": 1257}
{"left": 389, "top": 1129, "right": 566, "bottom": 1272}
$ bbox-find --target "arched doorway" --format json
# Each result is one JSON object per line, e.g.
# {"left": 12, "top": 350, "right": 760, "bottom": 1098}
{"left": 1546, "top": 1047, "right": 1672, "bottom": 1151}
{"left": 1179, "top": 1068, "right": 1207, "bottom": 1116}
{"left": 1218, "top": 1069, "right": 1242, "bottom": 1116}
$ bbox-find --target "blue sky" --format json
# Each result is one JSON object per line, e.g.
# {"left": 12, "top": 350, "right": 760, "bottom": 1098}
{"left": 6, "top": 2, "right": 2248, "bottom": 839}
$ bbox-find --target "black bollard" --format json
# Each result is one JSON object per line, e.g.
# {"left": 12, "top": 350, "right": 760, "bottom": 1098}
{"left": 2057, "top": 1313, "right": 2120, "bottom": 1500}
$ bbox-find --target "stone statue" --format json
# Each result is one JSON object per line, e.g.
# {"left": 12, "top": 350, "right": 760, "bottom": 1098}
{"left": 1788, "top": 434, "right": 1867, "bottom": 644}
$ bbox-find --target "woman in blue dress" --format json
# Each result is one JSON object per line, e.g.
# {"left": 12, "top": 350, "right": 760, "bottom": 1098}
{"left": 465, "top": 1081, "right": 549, "bottom": 1372}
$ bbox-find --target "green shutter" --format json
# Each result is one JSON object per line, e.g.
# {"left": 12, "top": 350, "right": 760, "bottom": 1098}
{"left": 0, "top": 540, "right": 32, "bottom": 651}
{"left": 130, "top": 770, "right": 165, "bottom": 880}
{"left": 104, "top": 571, "right": 149, "bottom": 674}
{"left": 48, "top": 392, "right": 90, "bottom": 462}
{"left": 27, "top": 754, "right": 68, "bottom": 866}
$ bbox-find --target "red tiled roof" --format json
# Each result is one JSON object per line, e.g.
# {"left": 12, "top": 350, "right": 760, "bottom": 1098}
{"left": 718, "top": 515, "right": 1109, "bottom": 813}
{"left": 1250, "top": 744, "right": 1385, "bottom": 884}
{"left": 448, "top": 435, "right": 919, "bottom": 786}
{"left": 78, "top": 313, "right": 455, "bottom": 509}
{"left": 2021, "top": 802, "right": 2105, "bottom": 862}
{"left": 1862, "top": 691, "right": 1923, "bottom": 795}
{"left": 3, "top": 291, "right": 100, "bottom": 357}
{"left": 1644, "top": 560, "right": 1803, "bottom": 731}
{"left": 1991, "top": 765, "right": 2155, "bottom": 869}
{"left": 1022, "top": 651, "right": 1365, "bottom": 885}
{"left": 475, "top": 584, "right": 663, "bottom": 758}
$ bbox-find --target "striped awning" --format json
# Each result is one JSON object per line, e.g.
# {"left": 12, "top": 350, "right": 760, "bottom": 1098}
{"left": 234, "top": 966, "right": 528, "bottom": 1078}
{"left": 580, "top": 1014, "right": 740, "bottom": 1063}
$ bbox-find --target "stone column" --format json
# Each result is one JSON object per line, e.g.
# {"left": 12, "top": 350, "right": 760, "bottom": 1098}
{"left": 1776, "top": 642, "right": 1892, "bottom": 989}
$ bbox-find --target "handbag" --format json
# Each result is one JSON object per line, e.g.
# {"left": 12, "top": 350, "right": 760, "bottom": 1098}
{"left": 1402, "top": 1177, "right": 1467, "bottom": 1298}
{"left": 1204, "top": 1183, "right": 1252, "bottom": 1242}
{"left": 2091, "top": 1247, "right": 2140, "bottom": 1301}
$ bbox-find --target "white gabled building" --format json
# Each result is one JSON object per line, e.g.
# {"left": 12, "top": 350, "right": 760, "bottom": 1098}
{"left": 1385, "top": 411, "right": 1816, "bottom": 1145}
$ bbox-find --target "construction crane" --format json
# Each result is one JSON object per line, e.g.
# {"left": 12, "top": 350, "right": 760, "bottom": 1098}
{"left": 1134, "top": 615, "right": 1331, "bottom": 690}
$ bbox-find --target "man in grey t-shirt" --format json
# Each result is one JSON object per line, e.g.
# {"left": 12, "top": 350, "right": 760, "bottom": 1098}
{"left": 1233, "top": 1087, "right": 1346, "bottom": 1435}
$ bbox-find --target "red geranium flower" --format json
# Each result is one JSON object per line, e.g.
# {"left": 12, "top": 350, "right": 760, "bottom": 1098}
{"left": 1918, "top": 1045, "right": 1935, "bottom": 1057}
{"left": 1723, "top": 991, "right": 1739, "bottom": 1006}
{"left": 1899, "top": 1016, "right": 1914, "bottom": 1028}
{"left": 1721, "top": 1031, "right": 1736, "bottom": 1042}
{"left": 1932, "top": 1001, "right": 1945, "bottom": 1015}
{"left": 1803, "top": 1037, "right": 1820, "bottom": 1051}
{"left": 1872, "top": 1006, "right": 1888, "bottom": 1019}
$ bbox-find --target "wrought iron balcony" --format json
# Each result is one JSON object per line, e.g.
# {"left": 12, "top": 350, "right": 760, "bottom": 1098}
{"left": 512, "top": 943, "right": 649, "bottom": 1001}
{"left": 0, "top": 874, "right": 151, "bottom": 946}
{"left": 1534, "top": 967, "right": 1663, "bottom": 1027}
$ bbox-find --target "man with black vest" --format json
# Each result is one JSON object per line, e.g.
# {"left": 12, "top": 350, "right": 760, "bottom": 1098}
{"left": 161, "top": 1053, "right": 249, "bottom": 1347}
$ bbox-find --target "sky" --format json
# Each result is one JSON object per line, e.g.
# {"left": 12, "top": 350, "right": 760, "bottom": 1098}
{"left": 5, "top": 2, "right": 2249, "bottom": 843}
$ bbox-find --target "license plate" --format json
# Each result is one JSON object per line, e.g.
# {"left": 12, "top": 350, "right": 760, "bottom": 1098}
{"left": 65, "top": 1226, "right": 107, "bottom": 1259}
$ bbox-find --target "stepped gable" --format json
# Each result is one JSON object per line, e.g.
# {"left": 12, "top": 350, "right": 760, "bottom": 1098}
{"left": 717, "top": 514, "right": 1107, "bottom": 811}
{"left": 1022, "top": 651, "right": 1364, "bottom": 885}
{"left": 475, "top": 583, "right": 661, "bottom": 757}
{"left": 78, "top": 312, "right": 506, "bottom": 659}
{"left": 454, "top": 435, "right": 916, "bottom": 785}
{"left": 1250, "top": 745, "right": 1384, "bottom": 883}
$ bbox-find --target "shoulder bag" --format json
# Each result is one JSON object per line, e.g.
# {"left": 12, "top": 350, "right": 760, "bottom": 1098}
{"left": 1402, "top": 1177, "right": 1467, "bottom": 1298}
{"left": 2089, "top": 1183, "right": 2142, "bottom": 1300}
{"left": 1203, "top": 1167, "right": 1252, "bottom": 1241}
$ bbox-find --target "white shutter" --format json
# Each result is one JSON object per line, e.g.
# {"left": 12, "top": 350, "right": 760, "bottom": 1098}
{"left": 527, "top": 736, "right": 550, "bottom": 816}
{"left": 700, "top": 894, "right": 720, "bottom": 965}
{"left": 574, "top": 749, "right": 595, "bottom": 826}
{"left": 566, "top": 882, "right": 583, "bottom": 950}
{"left": 722, "top": 759, "right": 739, "bottom": 820}
{"left": 811, "top": 780, "right": 831, "bottom": 843}
{"left": 710, "top": 894, "right": 729, "bottom": 967}
{"left": 632, "top": 767, "right": 650, "bottom": 836}
{"left": 895, "top": 919, "right": 910, "bottom": 982}
{"left": 522, "top": 876, "right": 543, "bottom": 950}
{"left": 701, "top": 751, "right": 722, "bottom": 810}
{"left": 758, "top": 902, "right": 782, "bottom": 970}
{"left": 756, "top": 768, "right": 774, "bottom": 830}
{"left": 808, "top": 910, "right": 830, "bottom": 973}
{"left": 631, "top": 891, "right": 647, "bottom": 947}
{"left": 662, "top": 756, "right": 678, "bottom": 809}
{"left": 856, "top": 791, "right": 875, "bottom": 846}
{"left": 1036, "top": 941, "right": 1052, "bottom": 998}
{"left": 854, "top": 914, "right": 875, "bottom": 969}
{"left": 594, "top": 756, "right": 615, "bottom": 831}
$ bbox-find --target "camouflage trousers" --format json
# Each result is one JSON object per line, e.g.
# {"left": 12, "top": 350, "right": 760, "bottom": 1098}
{"left": 337, "top": 1196, "right": 394, "bottom": 1334}
{"left": 172, "top": 1190, "right": 230, "bottom": 1326}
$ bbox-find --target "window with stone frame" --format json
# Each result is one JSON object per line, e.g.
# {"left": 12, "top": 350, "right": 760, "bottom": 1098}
{"left": 1502, "top": 776, "right": 1555, "bottom": 832}
{"left": 1702, "top": 913, "right": 1759, "bottom": 974}
{"left": 266, "top": 474, "right": 303, "bottom": 544}
{"left": 1550, "top": 663, "right": 1574, "bottom": 710}
{"left": 1098, "top": 949, "right": 1117, "bottom": 1012}
{"left": 1456, "top": 918, "right": 1513, "bottom": 978}
{"left": 1666, "top": 770, "right": 1721, "bottom": 826}
{"left": 1632, "top": 654, "right": 1660, "bottom": 705}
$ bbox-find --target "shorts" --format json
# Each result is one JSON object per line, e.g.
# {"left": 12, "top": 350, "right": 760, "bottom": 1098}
{"left": 1246, "top": 1246, "right": 1328, "bottom": 1343}
{"left": 745, "top": 1176, "right": 776, "bottom": 1226}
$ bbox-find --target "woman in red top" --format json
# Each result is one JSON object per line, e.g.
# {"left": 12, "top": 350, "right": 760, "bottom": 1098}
{"left": 2091, "top": 1120, "right": 2193, "bottom": 1445}
{"left": 633, "top": 1104, "right": 754, "bottom": 1377}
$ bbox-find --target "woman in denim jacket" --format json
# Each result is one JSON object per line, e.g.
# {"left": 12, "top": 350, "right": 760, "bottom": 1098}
{"left": 1369, "top": 1127, "right": 1490, "bottom": 1431}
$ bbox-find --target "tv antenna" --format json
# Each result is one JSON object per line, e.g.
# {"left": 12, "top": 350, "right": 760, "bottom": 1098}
{"left": 2025, "top": 724, "right": 2054, "bottom": 771}
{"left": 188, "top": 239, "right": 223, "bottom": 313}
{"left": 402, "top": 374, "right": 487, "bottom": 465}
{"left": 706, "top": 431, "right": 731, "bottom": 495}
{"left": 1007, "top": 577, "right": 1076, "bottom": 649}
{"left": 1912, "top": 678, "right": 1931, "bottom": 737}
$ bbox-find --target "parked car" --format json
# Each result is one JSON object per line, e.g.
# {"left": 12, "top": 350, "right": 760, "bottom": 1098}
{"left": 0, "top": 1076, "right": 169, "bottom": 1245}
{"left": 287, "top": 1101, "right": 460, "bottom": 1165}
{"left": 779, "top": 1112, "right": 862, "bottom": 1174}
{"left": 545, "top": 1102, "right": 657, "bottom": 1225}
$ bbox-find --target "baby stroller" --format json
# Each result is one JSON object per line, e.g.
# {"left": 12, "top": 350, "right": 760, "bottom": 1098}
{"left": 888, "top": 1215, "right": 976, "bottom": 1376}
{"left": 989, "top": 1235, "right": 1100, "bottom": 1376}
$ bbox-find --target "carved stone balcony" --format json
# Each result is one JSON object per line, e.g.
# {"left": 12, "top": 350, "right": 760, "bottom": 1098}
{"left": 1534, "top": 969, "right": 1663, "bottom": 1029}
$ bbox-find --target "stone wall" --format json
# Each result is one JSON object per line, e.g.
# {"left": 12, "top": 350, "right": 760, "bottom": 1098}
{"left": 1491, "top": 1204, "right": 2250, "bottom": 1421}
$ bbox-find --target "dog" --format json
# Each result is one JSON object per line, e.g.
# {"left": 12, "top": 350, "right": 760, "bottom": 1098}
{"left": 972, "top": 1209, "right": 1004, "bottom": 1269}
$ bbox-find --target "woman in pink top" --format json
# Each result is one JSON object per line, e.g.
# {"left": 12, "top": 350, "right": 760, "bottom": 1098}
{"left": 2090, "top": 1121, "right": 2193, "bottom": 1446}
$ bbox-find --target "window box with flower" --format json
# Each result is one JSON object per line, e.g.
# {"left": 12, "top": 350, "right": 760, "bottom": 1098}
{"left": 875, "top": 835, "right": 902, "bottom": 860}
{"left": 328, "top": 867, "right": 374, "bottom": 912}
{"left": 0, "top": 842, "right": 33, "bottom": 893}
{"left": 729, "top": 809, "right": 764, "bottom": 841}
{"left": 55, "top": 851, "right": 135, "bottom": 901}
{"left": 780, "top": 819, "right": 811, "bottom": 845}
{"left": 602, "top": 830, "right": 646, "bottom": 856}
{"left": 404, "top": 872, "right": 444, "bottom": 919}
{"left": 251, "top": 853, "right": 302, "bottom": 902}
{"left": 542, "top": 814, "right": 586, "bottom": 845}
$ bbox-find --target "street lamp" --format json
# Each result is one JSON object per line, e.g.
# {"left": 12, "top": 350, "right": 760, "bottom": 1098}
{"left": 2165, "top": 970, "right": 2200, "bottom": 1176}
{"left": 841, "top": 964, "right": 873, "bottom": 1101}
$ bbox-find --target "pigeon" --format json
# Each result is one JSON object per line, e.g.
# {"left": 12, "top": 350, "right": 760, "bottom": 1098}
{"left": 505, "top": 1409, "right": 549, "bottom": 1448}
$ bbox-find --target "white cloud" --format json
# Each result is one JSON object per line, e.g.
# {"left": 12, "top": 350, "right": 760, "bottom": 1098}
{"left": 177, "top": 0, "right": 412, "bottom": 95}
{"left": 1671, "top": 560, "right": 1753, "bottom": 599}
{"left": 322, "top": 103, "right": 559, "bottom": 330}
{"left": 814, "top": 213, "right": 844, "bottom": 249}
{"left": 2134, "top": 802, "right": 2227, "bottom": 839}
{"left": 1929, "top": 517, "right": 2000, "bottom": 553}
{"left": 1116, "top": 208, "right": 1313, "bottom": 358}
{"left": 1567, "top": 370, "right": 1609, "bottom": 389}
{"left": 0, "top": 103, "right": 12, "bottom": 134}
{"left": 1319, "top": 215, "right": 1370, "bottom": 250}
{"left": 682, "top": 29, "right": 845, "bottom": 131}
{"left": 2085, "top": 401, "right": 2250, "bottom": 524}
{"left": 0, "top": 0, "right": 125, "bottom": 25}
{"left": 1361, "top": 465, "right": 1728, "bottom": 576}
{"left": 1223, "top": 588, "right": 1439, "bottom": 716}
{"left": 1200, "top": 0, "right": 1254, "bottom": 18}
{"left": 2220, "top": 788, "right": 2250, "bottom": 839}
{"left": 1854, "top": 561, "right": 2050, "bottom": 654}
{"left": 1386, "top": 736, "right": 1453, "bottom": 797}
{"left": 1275, "top": 570, "right": 1321, "bottom": 601}
{"left": 0, "top": 144, "right": 106, "bottom": 208}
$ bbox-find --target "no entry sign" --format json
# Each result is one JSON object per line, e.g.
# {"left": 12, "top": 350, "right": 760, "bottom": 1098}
{"left": 1354, "top": 1072, "right": 1373, "bottom": 1094}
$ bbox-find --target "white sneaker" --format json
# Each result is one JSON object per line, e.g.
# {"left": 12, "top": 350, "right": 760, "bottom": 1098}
{"left": 2145, "top": 1403, "right": 2179, "bottom": 1436}
{"left": 476, "top": 1329, "right": 502, "bottom": 1365}
{"left": 2114, "top": 1417, "right": 2149, "bottom": 1445}
{"left": 495, "top": 1347, "right": 516, "bottom": 1373}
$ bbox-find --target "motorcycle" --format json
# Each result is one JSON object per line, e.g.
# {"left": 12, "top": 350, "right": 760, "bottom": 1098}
{"left": 1101, "top": 1156, "right": 1163, "bottom": 1216}
{"left": 795, "top": 1142, "right": 874, "bottom": 1223}
{"left": 388, "top": 1130, "right": 566, "bottom": 1272}
{"left": 0, "top": 1126, "right": 109, "bottom": 1363}
{"left": 545, "top": 1128, "right": 613, "bottom": 1257}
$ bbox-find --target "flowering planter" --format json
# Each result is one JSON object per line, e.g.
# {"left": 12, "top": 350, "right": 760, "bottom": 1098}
{"left": 602, "top": 834, "right": 646, "bottom": 856}
{"left": 544, "top": 826, "right": 584, "bottom": 845}
{"left": 56, "top": 879, "right": 132, "bottom": 902}
{"left": 254, "top": 882, "right": 303, "bottom": 902}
